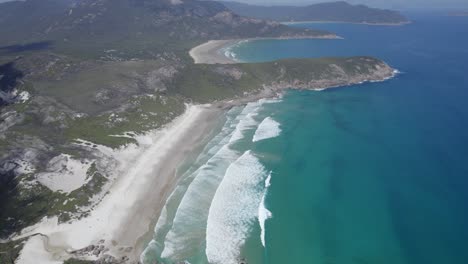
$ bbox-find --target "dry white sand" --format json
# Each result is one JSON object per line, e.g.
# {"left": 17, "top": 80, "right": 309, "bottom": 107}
{"left": 36, "top": 154, "right": 92, "bottom": 193}
{"left": 189, "top": 40, "right": 240, "bottom": 64}
{"left": 15, "top": 235, "right": 63, "bottom": 264}
{"left": 190, "top": 35, "right": 340, "bottom": 65}
{"left": 14, "top": 104, "right": 223, "bottom": 264}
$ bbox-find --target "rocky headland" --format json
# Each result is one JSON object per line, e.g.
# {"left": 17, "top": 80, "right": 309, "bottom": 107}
{"left": 0, "top": 0, "right": 396, "bottom": 263}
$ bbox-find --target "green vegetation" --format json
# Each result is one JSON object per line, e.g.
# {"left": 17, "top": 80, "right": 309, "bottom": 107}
{"left": 0, "top": 163, "right": 107, "bottom": 237}
{"left": 0, "top": 0, "right": 331, "bottom": 61}
{"left": 0, "top": 239, "right": 25, "bottom": 264}
{"left": 0, "top": 54, "right": 392, "bottom": 236}
{"left": 0, "top": 53, "right": 391, "bottom": 239}
{"left": 0, "top": 1, "right": 393, "bottom": 257}
{"left": 65, "top": 95, "right": 185, "bottom": 148}
{"left": 171, "top": 57, "right": 389, "bottom": 102}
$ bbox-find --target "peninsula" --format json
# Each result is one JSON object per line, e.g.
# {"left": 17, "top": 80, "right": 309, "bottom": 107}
{"left": 0, "top": 0, "right": 396, "bottom": 263}
{"left": 221, "top": 1, "right": 410, "bottom": 25}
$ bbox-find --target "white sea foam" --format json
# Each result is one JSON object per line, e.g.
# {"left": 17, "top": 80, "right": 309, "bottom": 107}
{"left": 229, "top": 102, "right": 262, "bottom": 143}
{"left": 158, "top": 108, "right": 244, "bottom": 260}
{"left": 261, "top": 97, "right": 283, "bottom": 104}
{"left": 222, "top": 40, "right": 249, "bottom": 61}
{"left": 161, "top": 144, "right": 239, "bottom": 260}
{"left": 252, "top": 117, "right": 281, "bottom": 142}
{"left": 258, "top": 172, "right": 272, "bottom": 247}
{"left": 146, "top": 100, "right": 282, "bottom": 263}
{"left": 206, "top": 151, "right": 268, "bottom": 264}
{"left": 265, "top": 172, "right": 272, "bottom": 188}
{"left": 393, "top": 69, "right": 404, "bottom": 75}
{"left": 224, "top": 50, "right": 237, "bottom": 60}
{"left": 228, "top": 98, "right": 282, "bottom": 144}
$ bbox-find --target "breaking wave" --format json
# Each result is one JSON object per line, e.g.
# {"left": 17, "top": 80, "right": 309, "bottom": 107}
{"left": 161, "top": 144, "right": 238, "bottom": 259}
{"left": 258, "top": 172, "right": 272, "bottom": 247}
{"left": 221, "top": 40, "right": 249, "bottom": 62}
{"left": 252, "top": 117, "right": 281, "bottom": 142}
{"left": 143, "top": 107, "right": 243, "bottom": 262}
{"left": 206, "top": 151, "right": 268, "bottom": 264}
{"left": 142, "top": 98, "right": 282, "bottom": 264}
{"left": 229, "top": 101, "right": 263, "bottom": 143}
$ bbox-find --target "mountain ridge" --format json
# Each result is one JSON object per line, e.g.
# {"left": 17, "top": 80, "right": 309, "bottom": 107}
{"left": 220, "top": 1, "right": 410, "bottom": 24}
{"left": 0, "top": 0, "right": 333, "bottom": 60}
{"left": 0, "top": 1, "right": 397, "bottom": 263}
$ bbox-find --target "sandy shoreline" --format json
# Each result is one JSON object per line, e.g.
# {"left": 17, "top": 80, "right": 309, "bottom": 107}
{"left": 14, "top": 105, "right": 224, "bottom": 263}
{"left": 190, "top": 40, "right": 241, "bottom": 64}
{"left": 282, "top": 20, "right": 412, "bottom": 26}
{"left": 12, "top": 30, "right": 398, "bottom": 263}
{"left": 190, "top": 35, "right": 339, "bottom": 64}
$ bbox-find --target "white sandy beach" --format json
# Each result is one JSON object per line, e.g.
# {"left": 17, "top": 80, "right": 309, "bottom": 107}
{"left": 189, "top": 40, "right": 240, "bottom": 64}
{"left": 14, "top": 105, "right": 223, "bottom": 264}
{"left": 190, "top": 35, "right": 339, "bottom": 64}
{"left": 11, "top": 33, "right": 395, "bottom": 263}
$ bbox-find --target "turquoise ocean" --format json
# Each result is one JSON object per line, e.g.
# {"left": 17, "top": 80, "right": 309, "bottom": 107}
{"left": 142, "top": 13, "right": 468, "bottom": 264}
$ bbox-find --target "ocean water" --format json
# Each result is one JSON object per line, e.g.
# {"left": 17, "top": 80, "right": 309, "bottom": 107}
{"left": 142, "top": 13, "right": 468, "bottom": 264}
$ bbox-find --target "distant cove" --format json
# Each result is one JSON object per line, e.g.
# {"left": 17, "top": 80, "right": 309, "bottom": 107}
{"left": 142, "top": 13, "right": 468, "bottom": 264}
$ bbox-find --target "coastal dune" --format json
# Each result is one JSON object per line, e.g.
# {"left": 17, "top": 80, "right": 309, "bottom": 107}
{"left": 14, "top": 105, "right": 223, "bottom": 263}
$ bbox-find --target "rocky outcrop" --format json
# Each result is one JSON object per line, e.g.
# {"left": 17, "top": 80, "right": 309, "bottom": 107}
{"left": 213, "top": 65, "right": 244, "bottom": 80}
{"left": 0, "top": 111, "right": 24, "bottom": 138}
{"left": 0, "top": 62, "right": 25, "bottom": 107}
{"left": 264, "top": 60, "right": 396, "bottom": 91}
{"left": 146, "top": 65, "right": 181, "bottom": 92}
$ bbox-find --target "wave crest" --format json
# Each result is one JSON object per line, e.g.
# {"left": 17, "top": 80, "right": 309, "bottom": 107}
{"left": 252, "top": 117, "right": 281, "bottom": 142}
{"left": 206, "top": 151, "right": 268, "bottom": 264}
{"left": 258, "top": 172, "right": 272, "bottom": 247}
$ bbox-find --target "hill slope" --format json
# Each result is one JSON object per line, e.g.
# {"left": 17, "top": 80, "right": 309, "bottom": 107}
{"left": 0, "top": 0, "right": 332, "bottom": 59}
{"left": 221, "top": 1, "right": 409, "bottom": 24}
{"left": 0, "top": 1, "right": 396, "bottom": 263}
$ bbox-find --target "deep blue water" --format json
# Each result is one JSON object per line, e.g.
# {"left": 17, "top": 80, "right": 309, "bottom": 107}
{"left": 142, "top": 13, "right": 468, "bottom": 264}
{"left": 230, "top": 13, "right": 468, "bottom": 264}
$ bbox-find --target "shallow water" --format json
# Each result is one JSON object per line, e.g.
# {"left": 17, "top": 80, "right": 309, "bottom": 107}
{"left": 142, "top": 13, "right": 468, "bottom": 264}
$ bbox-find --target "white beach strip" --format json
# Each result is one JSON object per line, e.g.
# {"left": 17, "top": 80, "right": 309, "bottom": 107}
{"left": 190, "top": 35, "right": 340, "bottom": 65}
{"left": 189, "top": 40, "right": 240, "bottom": 64}
{"left": 14, "top": 104, "right": 223, "bottom": 263}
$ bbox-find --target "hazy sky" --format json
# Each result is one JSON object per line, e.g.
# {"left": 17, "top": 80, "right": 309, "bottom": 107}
{"left": 0, "top": 0, "right": 467, "bottom": 9}
{"left": 240, "top": 0, "right": 468, "bottom": 9}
